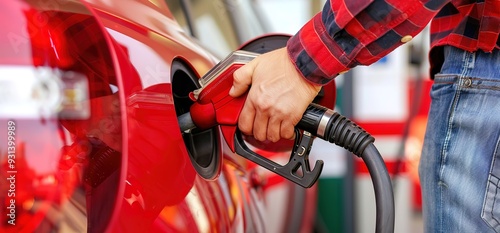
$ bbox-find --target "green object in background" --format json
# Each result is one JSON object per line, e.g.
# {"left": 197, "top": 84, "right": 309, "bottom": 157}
{"left": 316, "top": 178, "right": 346, "bottom": 233}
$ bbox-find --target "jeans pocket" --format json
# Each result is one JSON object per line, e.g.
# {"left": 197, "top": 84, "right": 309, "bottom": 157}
{"left": 482, "top": 138, "right": 500, "bottom": 232}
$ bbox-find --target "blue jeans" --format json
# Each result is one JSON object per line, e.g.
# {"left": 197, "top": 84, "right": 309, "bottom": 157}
{"left": 419, "top": 46, "right": 500, "bottom": 232}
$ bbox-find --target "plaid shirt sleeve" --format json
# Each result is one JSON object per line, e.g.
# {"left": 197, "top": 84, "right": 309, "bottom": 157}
{"left": 287, "top": 0, "right": 450, "bottom": 85}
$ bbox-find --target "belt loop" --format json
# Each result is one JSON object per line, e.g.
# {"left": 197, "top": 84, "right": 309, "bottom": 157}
{"left": 465, "top": 51, "right": 476, "bottom": 69}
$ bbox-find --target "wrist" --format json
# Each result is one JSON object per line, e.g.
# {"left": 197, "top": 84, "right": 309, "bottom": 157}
{"left": 283, "top": 47, "right": 323, "bottom": 94}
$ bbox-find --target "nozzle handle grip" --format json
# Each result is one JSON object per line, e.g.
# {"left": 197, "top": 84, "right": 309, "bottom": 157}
{"left": 234, "top": 128, "right": 324, "bottom": 188}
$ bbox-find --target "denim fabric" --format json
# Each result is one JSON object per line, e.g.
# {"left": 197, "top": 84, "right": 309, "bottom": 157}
{"left": 419, "top": 46, "right": 500, "bottom": 232}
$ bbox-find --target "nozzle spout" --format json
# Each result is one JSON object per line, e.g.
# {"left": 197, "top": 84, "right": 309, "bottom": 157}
{"left": 178, "top": 112, "right": 196, "bottom": 132}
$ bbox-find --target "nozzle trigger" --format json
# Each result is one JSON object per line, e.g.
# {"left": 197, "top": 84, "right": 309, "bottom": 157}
{"left": 234, "top": 129, "right": 324, "bottom": 188}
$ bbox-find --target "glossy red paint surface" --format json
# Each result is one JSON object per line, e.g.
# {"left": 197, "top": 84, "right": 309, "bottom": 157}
{"left": 0, "top": 1, "right": 124, "bottom": 232}
{"left": 0, "top": 0, "right": 272, "bottom": 232}
{"left": 0, "top": 1, "right": 329, "bottom": 232}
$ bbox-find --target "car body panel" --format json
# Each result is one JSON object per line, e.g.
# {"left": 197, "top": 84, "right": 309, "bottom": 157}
{"left": 0, "top": 0, "right": 266, "bottom": 232}
{"left": 0, "top": 0, "right": 335, "bottom": 232}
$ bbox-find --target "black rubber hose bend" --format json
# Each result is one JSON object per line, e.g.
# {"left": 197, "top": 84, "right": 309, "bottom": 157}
{"left": 362, "top": 144, "right": 395, "bottom": 233}
{"left": 299, "top": 103, "right": 394, "bottom": 233}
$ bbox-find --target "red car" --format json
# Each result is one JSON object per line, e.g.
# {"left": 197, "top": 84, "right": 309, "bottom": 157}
{"left": 0, "top": 1, "right": 337, "bottom": 232}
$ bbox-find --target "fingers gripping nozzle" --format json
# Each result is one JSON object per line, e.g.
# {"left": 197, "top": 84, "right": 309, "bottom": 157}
{"left": 175, "top": 50, "right": 375, "bottom": 189}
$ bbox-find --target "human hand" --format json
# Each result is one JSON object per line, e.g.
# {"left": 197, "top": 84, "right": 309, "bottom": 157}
{"left": 229, "top": 47, "right": 322, "bottom": 142}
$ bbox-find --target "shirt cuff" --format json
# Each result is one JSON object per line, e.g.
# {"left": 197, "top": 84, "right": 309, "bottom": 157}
{"left": 286, "top": 14, "right": 349, "bottom": 85}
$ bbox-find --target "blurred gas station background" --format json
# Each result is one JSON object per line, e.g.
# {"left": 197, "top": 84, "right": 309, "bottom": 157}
{"left": 166, "top": 0, "right": 431, "bottom": 232}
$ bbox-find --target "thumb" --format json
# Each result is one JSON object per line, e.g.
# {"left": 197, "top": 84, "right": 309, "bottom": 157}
{"left": 229, "top": 62, "right": 255, "bottom": 97}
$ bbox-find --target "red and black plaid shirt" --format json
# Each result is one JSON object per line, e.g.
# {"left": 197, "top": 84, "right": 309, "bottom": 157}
{"left": 287, "top": 0, "right": 500, "bottom": 84}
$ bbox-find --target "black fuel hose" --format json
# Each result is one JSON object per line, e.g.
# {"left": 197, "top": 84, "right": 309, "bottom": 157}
{"left": 298, "top": 103, "right": 394, "bottom": 233}
{"left": 362, "top": 143, "right": 395, "bottom": 233}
